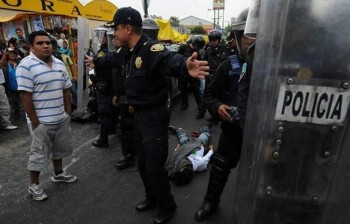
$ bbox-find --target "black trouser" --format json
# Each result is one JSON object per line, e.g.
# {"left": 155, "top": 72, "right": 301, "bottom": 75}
{"left": 119, "top": 104, "right": 136, "bottom": 157}
{"left": 204, "top": 121, "right": 243, "bottom": 204}
{"left": 216, "top": 121, "right": 243, "bottom": 168}
{"left": 178, "top": 76, "right": 202, "bottom": 107}
{"left": 96, "top": 91, "right": 116, "bottom": 141}
{"left": 8, "top": 90, "right": 20, "bottom": 115}
{"left": 134, "top": 105, "right": 174, "bottom": 208}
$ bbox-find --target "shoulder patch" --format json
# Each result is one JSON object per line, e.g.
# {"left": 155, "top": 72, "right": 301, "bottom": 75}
{"left": 150, "top": 44, "right": 165, "bottom": 52}
{"left": 97, "top": 51, "right": 105, "bottom": 57}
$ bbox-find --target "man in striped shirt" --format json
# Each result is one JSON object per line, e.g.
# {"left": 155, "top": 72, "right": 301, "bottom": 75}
{"left": 16, "top": 30, "right": 77, "bottom": 201}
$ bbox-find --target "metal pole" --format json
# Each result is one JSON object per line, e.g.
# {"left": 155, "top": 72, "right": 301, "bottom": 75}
{"left": 76, "top": 16, "right": 90, "bottom": 111}
{"left": 214, "top": 9, "right": 216, "bottom": 29}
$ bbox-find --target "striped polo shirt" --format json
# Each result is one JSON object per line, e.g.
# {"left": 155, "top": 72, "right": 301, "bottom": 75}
{"left": 16, "top": 52, "right": 72, "bottom": 124}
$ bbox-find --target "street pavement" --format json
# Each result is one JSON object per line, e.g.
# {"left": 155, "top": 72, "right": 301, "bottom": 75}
{"left": 0, "top": 95, "right": 238, "bottom": 224}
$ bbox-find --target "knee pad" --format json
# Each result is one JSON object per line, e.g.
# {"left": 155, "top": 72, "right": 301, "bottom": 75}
{"left": 210, "top": 153, "right": 231, "bottom": 177}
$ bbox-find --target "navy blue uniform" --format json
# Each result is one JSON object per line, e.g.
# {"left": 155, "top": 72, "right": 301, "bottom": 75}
{"left": 93, "top": 48, "right": 137, "bottom": 159}
{"left": 93, "top": 47, "right": 116, "bottom": 143}
{"left": 123, "top": 35, "right": 188, "bottom": 208}
{"left": 199, "top": 54, "right": 243, "bottom": 209}
{"left": 177, "top": 44, "right": 202, "bottom": 110}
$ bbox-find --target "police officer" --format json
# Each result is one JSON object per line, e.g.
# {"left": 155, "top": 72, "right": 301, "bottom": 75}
{"left": 91, "top": 29, "right": 116, "bottom": 147}
{"left": 177, "top": 36, "right": 206, "bottom": 117}
{"left": 199, "top": 29, "right": 231, "bottom": 119}
{"left": 194, "top": 8, "right": 255, "bottom": 221}
{"left": 115, "top": 18, "right": 161, "bottom": 169}
{"left": 86, "top": 7, "right": 208, "bottom": 224}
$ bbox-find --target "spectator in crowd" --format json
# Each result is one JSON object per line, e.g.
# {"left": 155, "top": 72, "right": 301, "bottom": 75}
{"left": 16, "top": 30, "right": 77, "bottom": 201}
{"left": 57, "top": 33, "right": 68, "bottom": 48}
{"left": 0, "top": 49, "right": 18, "bottom": 130}
{"left": 60, "top": 40, "right": 72, "bottom": 57}
{"left": 16, "top": 28, "right": 26, "bottom": 42}
{"left": 50, "top": 37, "right": 77, "bottom": 109}
{"left": 0, "top": 48, "right": 20, "bottom": 119}
{"left": 7, "top": 37, "right": 25, "bottom": 60}
{"left": 18, "top": 39, "right": 29, "bottom": 57}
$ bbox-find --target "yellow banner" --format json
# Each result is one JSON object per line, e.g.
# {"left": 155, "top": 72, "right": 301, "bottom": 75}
{"left": 0, "top": 0, "right": 117, "bottom": 21}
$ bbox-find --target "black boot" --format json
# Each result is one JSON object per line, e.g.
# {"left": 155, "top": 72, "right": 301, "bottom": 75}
{"left": 194, "top": 154, "right": 231, "bottom": 221}
{"left": 114, "top": 154, "right": 135, "bottom": 170}
{"left": 92, "top": 138, "right": 109, "bottom": 147}
{"left": 195, "top": 104, "right": 206, "bottom": 119}
{"left": 154, "top": 195, "right": 177, "bottom": 224}
{"left": 135, "top": 198, "right": 157, "bottom": 212}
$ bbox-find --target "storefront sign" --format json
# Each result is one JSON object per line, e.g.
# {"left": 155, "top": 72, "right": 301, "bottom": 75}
{"left": 0, "top": 0, "right": 117, "bottom": 21}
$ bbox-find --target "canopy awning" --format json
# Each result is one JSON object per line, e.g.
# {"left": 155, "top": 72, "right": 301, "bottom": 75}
{"left": 0, "top": 9, "right": 34, "bottom": 22}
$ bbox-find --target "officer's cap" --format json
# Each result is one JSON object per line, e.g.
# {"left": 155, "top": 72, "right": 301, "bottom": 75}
{"left": 226, "top": 31, "right": 236, "bottom": 42}
{"left": 112, "top": 7, "right": 142, "bottom": 28}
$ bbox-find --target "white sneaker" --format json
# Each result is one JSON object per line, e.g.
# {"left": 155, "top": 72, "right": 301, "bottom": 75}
{"left": 4, "top": 125, "right": 18, "bottom": 130}
{"left": 51, "top": 170, "right": 78, "bottom": 183}
{"left": 28, "top": 184, "right": 48, "bottom": 201}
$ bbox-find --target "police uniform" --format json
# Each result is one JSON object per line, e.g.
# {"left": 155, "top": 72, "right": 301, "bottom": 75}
{"left": 92, "top": 48, "right": 137, "bottom": 167}
{"left": 125, "top": 35, "right": 186, "bottom": 208}
{"left": 92, "top": 46, "right": 116, "bottom": 146}
{"left": 195, "top": 53, "right": 245, "bottom": 221}
{"left": 203, "top": 42, "right": 231, "bottom": 86}
{"left": 177, "top": 43, "right": 203, "bottom": 112}
{"left": 111, "top": 7, "right": 193, "bottom": 223}
{"left": 238, "top": 43, "right": 255, "bottom": 129}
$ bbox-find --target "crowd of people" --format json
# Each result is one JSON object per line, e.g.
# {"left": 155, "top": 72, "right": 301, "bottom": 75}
{"left": 0, "top": 5, "right": 257, "bottom": 224}
{"left": 0, "top": 29, "right": 76, "bottom": 131}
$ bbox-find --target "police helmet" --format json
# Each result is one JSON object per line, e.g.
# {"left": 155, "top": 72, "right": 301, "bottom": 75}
{"left": 232, "top": 8, "right": 250, "bottom": 59}
{"left": 208, "top": 29, "right": 222, "bottom": 42}
{"left": 232, "top": 8, "right": 249, "bottom": 31}
{"left": 192, "top": 35, "right": 205, "bottom": 51}
{"left": 142, "top": 17, "right": 159, "bottom": 40}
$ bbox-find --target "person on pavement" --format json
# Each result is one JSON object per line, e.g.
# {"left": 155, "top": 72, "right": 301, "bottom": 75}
{"left": 86, "top": 7, "right": 209, "bottom": 224}
{"left": 167, "top": 125, "right": 214, "bottom": 185}
{"left": 16, "top": 30, "right": 77, "bottom": 201}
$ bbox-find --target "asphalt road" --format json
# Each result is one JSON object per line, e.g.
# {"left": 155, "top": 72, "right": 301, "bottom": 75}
{"left": 0, "top": 95, "right": 238, "bottom": 224}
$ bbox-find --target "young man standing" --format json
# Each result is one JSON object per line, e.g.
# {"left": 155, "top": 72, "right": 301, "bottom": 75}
{"left": 16, "top": 30, "right": 77, "bottom": 201}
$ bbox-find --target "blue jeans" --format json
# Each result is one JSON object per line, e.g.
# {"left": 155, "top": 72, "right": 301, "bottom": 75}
{"left": 176, "top": 126, "right": 211, "bottom": 147}
{"left": 199, "top": 79, "right": 205, "bottom": 97}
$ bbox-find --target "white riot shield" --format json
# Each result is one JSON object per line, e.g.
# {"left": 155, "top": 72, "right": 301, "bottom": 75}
{"left": 234, "top": 1, "right": 350, "bottom": 224}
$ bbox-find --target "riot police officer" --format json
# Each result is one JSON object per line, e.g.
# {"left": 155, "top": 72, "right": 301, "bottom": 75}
{"left": 142, "top": 17, "right": 159, "bottom": 41}
{"left": 194, "top": 8, "right": 255, "bottom": 222}
{"left": 91, "top": 28, "right": 116, "bottom": 147}
{"left": 199, "top": 30, "right": 231, "bottom": 119}
{"left": 86, "top": 7, "right": 208, "bottom": 224}
{"left": 177, "top": 36, "right": 206, "bottom": 117}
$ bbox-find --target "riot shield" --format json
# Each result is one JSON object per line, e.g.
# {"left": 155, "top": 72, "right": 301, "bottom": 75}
{"left": 234, "top": 1, "right": 350, "bottom": 224}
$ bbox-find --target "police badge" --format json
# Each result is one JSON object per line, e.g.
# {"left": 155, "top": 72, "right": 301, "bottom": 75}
{"left": 135, "top": 57, "right": 142, "bottom": 69}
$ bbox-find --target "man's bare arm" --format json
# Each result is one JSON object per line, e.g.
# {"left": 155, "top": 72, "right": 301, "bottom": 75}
{"left": 20, "top": 91, "right": 40, "bottom": 129}
{"left": 63, "top": 88, "right": 72, "bottom": 116}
